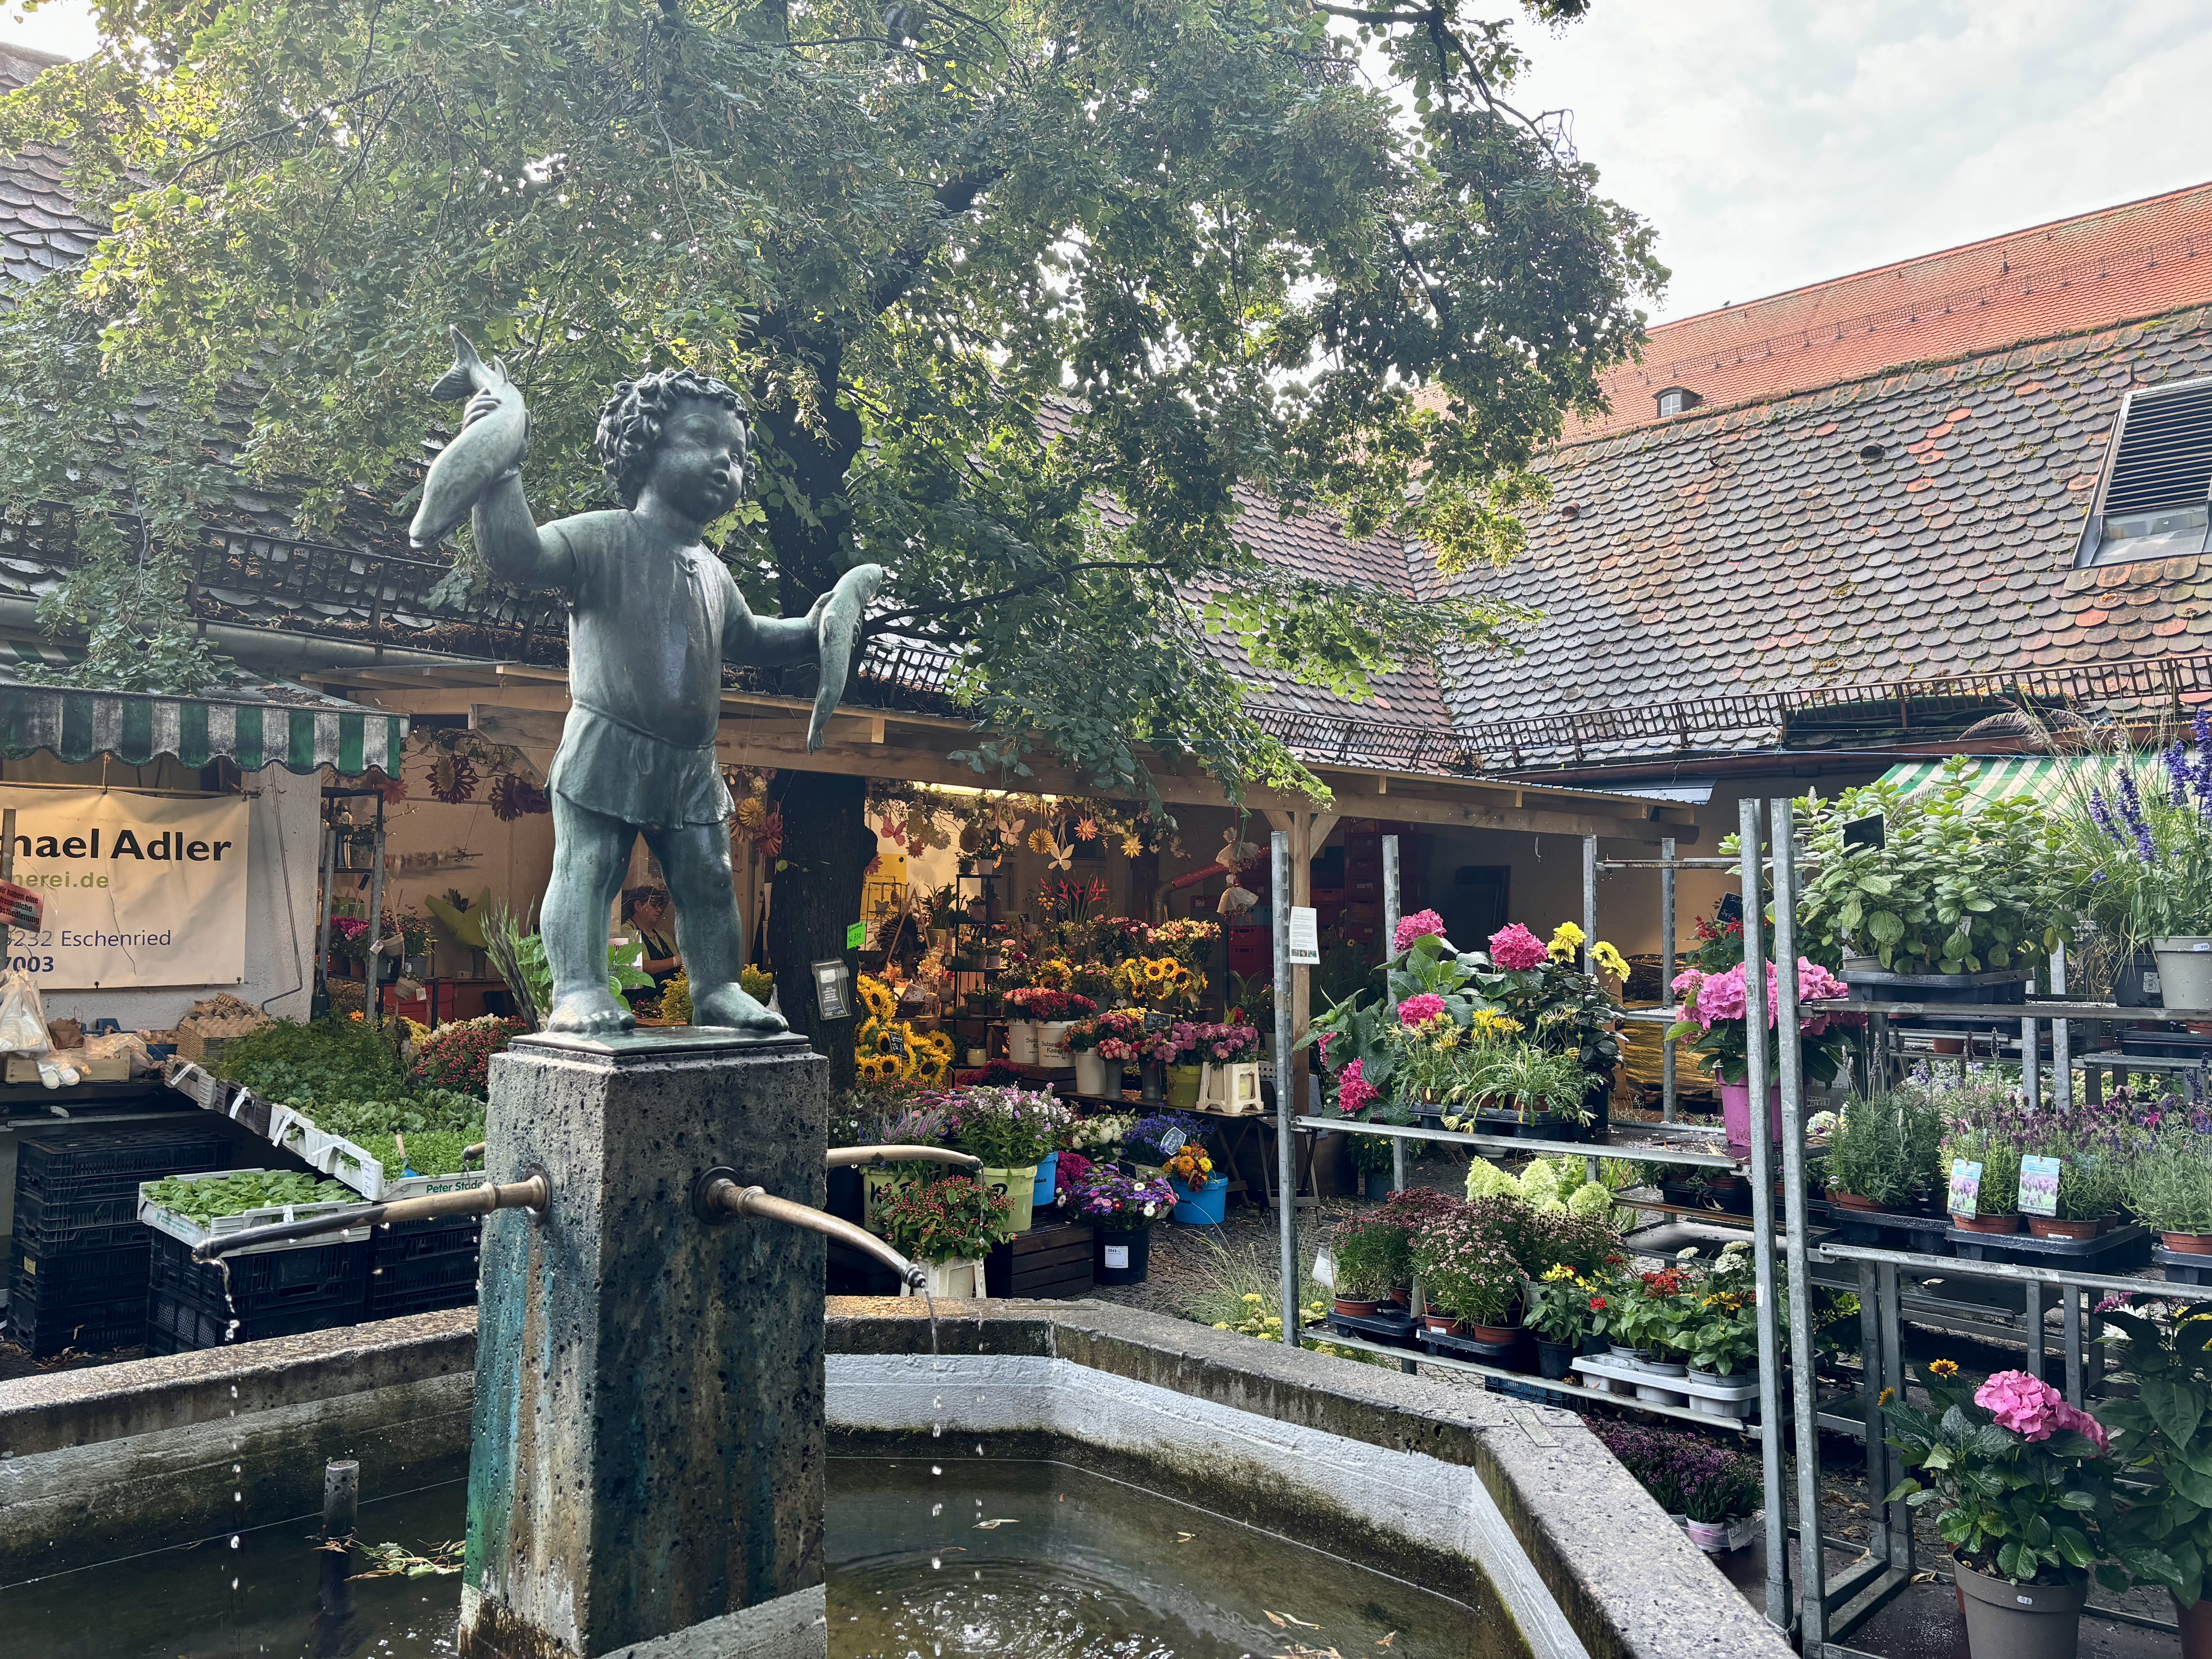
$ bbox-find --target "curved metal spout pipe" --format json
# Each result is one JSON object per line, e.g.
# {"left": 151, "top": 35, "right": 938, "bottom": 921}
{"left": 826, "top": 1145, "right": 981, "bottom": 1172}
{"left": 191, "top": 1169, "right": 551, "bottom": 1262}
{"left": 690, "top": 1167, "right": 927, "bottom": 1290}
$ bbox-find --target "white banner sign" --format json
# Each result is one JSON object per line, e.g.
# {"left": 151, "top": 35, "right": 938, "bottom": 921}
{"left": 0, "top": 790, "right": 250, "bottom": 989}
{"left": 1286, "top": 905, "right": 1321, "bottom": 966}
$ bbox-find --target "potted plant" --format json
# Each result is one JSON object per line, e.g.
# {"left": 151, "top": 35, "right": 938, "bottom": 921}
{"left": 1467, "top": 920, "right": 1630, "bottom": 1137}
{"left": 1678, "top": 1443, "right": 1764, "bottom": 1553}
{"left": 1193, "top": 1018, "right": 1263, "bottom": 1111}
{"left": 2068, "top": 724, "right": 2212, "bottom": 1012}
{"left": 1161, "top": 1141, "right": 1226, "bottom": 1225}
{"left": 1494, "top": 1043, "right": 1592, "bottom": 1140}
{"left": 1026, "top": 990, "right": 1098, "bottom": 1068}
{"left": 1885, "top": 1365, "right": 2113, "bottom": 1659}
{"left": 1525, "top": 1265, "right": 1603, "bottom": 1380}
{"left": 1382, "top": 991, "right": 1467, "bottom": 1128}
{"left": 1350, "top": 1120, "right": 1400, "bottom": 1201}
{"left": 2097, "top": 1297, "right": 2212, "bottom": 1656}
{"left": 1091, "top": 1010, "right": 1147, "bottom": 1097}
{"left": 1943, "top": 1120, "right": 2026, "bottom": 1236}
{"left": 1826, "top": 1088, "right": 1946, "bottom": 1214}
{"left": 1329, "top": 1214, "right": 1404, "bottom": 1317}
{"left": 2128, "top": 1138, "right": 2212, "bottom": 1252}
{"left": 1413, "top": 1208, "right": 1524, "bottom": 1343}
{"left": 1667, "top": 957, "right": 1855, "bottom": 1150}
{"left": 1680, "top": 1244, "right": 1760, "bottom": 1406}
{"left": 1153, "top": 1020, "right": 1205, "bottom": 1108}
{"left": 1123, "top": 1110, "right": 1205, "bottom": 1175}
{"left": 945, "top": 1086, "right": 1068, "bottom": 1232}
{"left": 880, "top": 1174, "right": 1015, "bottom": 1301}
{"left": 1065, "top": 1167, "right": 1178, "bottom": 1286}
{"left": 1797, "top": 754, "right": 2074, "bottom": 1013}
{"left": 2019, "top": 1120, "right": 2130, "bottom": 1240}
{"left": 1065, "top": 1015, "right": 1113, "bottom": 1097}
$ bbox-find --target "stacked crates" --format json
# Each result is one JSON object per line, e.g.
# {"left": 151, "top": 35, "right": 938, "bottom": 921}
{"left": 9, "top": 1122, "right": 237, "bottom": 1357}
{"left": 366, "top": 1214, "right": 481, "bottom": 1320}
{"left": 144, "top": 1230, "right": 373, "bottom": 1353}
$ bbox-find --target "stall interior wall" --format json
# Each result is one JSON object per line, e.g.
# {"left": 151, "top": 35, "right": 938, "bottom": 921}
{"left": 0, "top": 753, "right": 323, "bottom": 1030}
{"left": 363, "top": 762, "right": 558, "bottom": 975}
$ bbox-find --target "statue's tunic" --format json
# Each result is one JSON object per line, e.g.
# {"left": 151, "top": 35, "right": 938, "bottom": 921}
{"left": 542, "top": 510, "right": 738, "bottom": 828}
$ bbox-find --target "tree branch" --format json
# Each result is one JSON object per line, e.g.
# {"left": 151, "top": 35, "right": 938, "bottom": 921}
{"left": 867, "top": 559, "right": 1175, "bottom": 629}
{"left": 165, "top": 77, "right": 414, "bottom": 183}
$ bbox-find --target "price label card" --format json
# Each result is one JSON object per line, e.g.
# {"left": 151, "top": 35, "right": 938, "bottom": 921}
{"left": 845, "top": 920, "right": 867, "bottom": 950}
{"left": 885, "top": 1029, "right": 907, "bottom": 1057}
{"left": 811, "top": 958, "right": 854, "bottom": 1022}
{"left": 2017, "top": 1155, "right": 2061, "bottom": 1218}
{"left": 1103, "top": 1244, "right": 1131, "bottom": 1270}
{"left": 1156, "top": 1129, "right": 1187, "bottom": 1157}
{"left": 1287, "top": 906, "right": 1321, "bottom": 966}
{"left": 1948, "top": 1158, "right": 1984, "bottom": 1219}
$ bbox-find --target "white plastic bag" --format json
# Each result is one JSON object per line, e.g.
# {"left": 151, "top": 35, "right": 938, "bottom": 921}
{"left": 0, "top": 967, "right": 51, "bottom": 1055}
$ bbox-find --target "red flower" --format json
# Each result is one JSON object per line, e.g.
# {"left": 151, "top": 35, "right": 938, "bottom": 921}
{"left": 1589, "top": 1295, "right": 1607, "bottom": 1312}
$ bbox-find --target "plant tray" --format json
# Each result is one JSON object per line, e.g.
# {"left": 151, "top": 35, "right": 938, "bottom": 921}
{"left": 1946, "top": 1222, "right": 2153, "bottom": 1267}
{"left": 138, "top": 1170, "right": 376, "bottom": 1258}
{"left": 2118, "top": 1029, "right": 2212, "bottom": 1060}
{"left": 1571, "top": 1354, "right": 1758, "bottom": 1418}
{"left": 2152, "top": 1246, "right": 2212, "bottom": 1288}
{"left": 162, "top": 1066, "right": 479, "bottom": 1201}
{"left": 1326, "top": 1307, "right": 1418, "bottom": 1346}
{"left": 1484, "top": 1377, "right": 1575, "bottom": 1408}
{"left": 1420, "top": 1326, "right": 1523, "bottom": 1363}
{"left": 1817, "top": 1199, "right": 1948, "bottom": 1251}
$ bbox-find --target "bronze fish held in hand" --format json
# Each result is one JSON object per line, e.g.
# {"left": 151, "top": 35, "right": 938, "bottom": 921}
{"left": 409, "top": 328, "right": 529, "bottom": 548}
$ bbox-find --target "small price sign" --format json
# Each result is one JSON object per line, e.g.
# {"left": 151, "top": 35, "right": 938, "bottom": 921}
{"left": 1143, "top": 1010, "right": 1173, "bottom": 1033}
{"left": 1948, "top": 1158, "right": 1984, "bottom": 1219}
{"left": 845, "top": 920, "right": 867, "bottom": 951}
{"left": 2017, "top": 1155, "right": 2061, "bottom": 1218}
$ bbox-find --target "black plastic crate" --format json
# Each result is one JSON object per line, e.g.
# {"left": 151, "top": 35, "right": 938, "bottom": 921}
{"left": 368, "top": 1248, "right": 478, "bottom": 1319}
{"left": 11, "top": 1184, "right": 156, "bottom": 1254}
{"left": 369, "top": 1213, "right": 481, "bottom": 1272}
{"left": 147, "top": 1232, "right": 369, "bottom": 1327}
{"left": 14, "top": 1239, "right": 153, "bottom": 1308}
{"left": 145, "top": 1284, "right": 365, "bottom": 1352}
{"left": 17, "top": 1123, "right": 237, "bottom": 1199}
{"left": 9, "top": 1290, "right": 146, "bottom": 1357}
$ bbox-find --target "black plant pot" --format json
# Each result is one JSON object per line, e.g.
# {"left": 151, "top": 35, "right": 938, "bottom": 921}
{"left": 1094, "top": 1226, "right": 1152, "bottom": 1286}
{"left": 1581, "top": 1079, "right": 1612, "bottom": 1142}
{"left": 1472, "top": 1108, "right": 1520, "bottom": 1138}
{"left": 826, "top": 1166, "right": 865, "bottom": 1226}
{"left": 1363, "top": 1168, "right": 1393, "bottom": 1201}
{"left": 1535, "top": 1338, "right": 1576, "bottom": 1381}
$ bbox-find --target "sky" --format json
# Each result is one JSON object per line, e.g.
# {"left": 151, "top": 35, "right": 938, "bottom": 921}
{"left": 9, "top": 1, "right": 2212, "bottom": 325}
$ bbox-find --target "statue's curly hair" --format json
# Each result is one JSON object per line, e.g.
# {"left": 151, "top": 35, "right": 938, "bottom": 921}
{"left": 594, "top": 368, "right": 746, "bottom": 507}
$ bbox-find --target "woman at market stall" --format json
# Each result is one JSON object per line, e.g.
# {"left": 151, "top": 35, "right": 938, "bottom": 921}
{"left": 622, "top": 886, "right": 683, "bottom": 987}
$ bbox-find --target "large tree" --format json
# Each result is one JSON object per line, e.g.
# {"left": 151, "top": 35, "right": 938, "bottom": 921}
{"left": 0, "top": 0, "right": 1661, "bottom": 1073}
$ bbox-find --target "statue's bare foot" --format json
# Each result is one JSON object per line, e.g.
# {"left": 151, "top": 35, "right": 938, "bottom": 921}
{"left": 546, "top": 985, "right": 635, "bottom": 1034}
{"left": 692, "top": 982, "right": 787, "bottom": 1036}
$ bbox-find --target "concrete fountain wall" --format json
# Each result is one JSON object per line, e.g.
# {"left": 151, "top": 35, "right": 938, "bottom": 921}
{"left": 0, "top": 1299, "right": 1787, "bottom": 1659}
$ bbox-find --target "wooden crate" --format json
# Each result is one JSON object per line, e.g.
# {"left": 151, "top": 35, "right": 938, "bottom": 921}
{"left": 984, "top": 1221, "right": 1094, "bottom": 1300}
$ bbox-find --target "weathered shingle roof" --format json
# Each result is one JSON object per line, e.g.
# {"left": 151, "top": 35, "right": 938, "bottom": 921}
{"left": 0, "top": 44, "right": 101, "bottom": 292}
{"left": 1441, "top": 303, "right": 2212, "bottom": 764}
{"left": 1582, "top": 179, "right": 2212, "bottom": 442}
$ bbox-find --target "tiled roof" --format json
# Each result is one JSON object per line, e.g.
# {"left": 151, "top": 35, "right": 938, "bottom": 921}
{"left": 0, "top": 44, "right": 101, "bottom": 293}
{"left": 1440, "top": 302, "right": 2212, "bottom": 764}
{"left": 1582, "top": 180, "right": 2212, "bottom": 440}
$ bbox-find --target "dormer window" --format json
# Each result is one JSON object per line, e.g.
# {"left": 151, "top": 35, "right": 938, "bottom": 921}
{"left": 1655, "top": 386, "right": 1703, "bottom": 418}
{"left": 2076, "top": 376, "right": 2212, "bottom": 567}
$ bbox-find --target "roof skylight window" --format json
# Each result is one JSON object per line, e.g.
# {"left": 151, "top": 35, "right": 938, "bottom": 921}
{"left": 2075, "top": 376, "right": 2212, "bottom": 567}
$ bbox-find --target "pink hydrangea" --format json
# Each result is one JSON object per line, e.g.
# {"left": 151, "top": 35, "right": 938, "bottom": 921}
{"left": 1975, "top": 1370, "right": 2065, "bottom": 1441}
{"left": 1687, "top": 962, "right": 1750, "bottom": 1026}
{"left": 2055, "top": 1402, "right": 2110, "bottom": 1454}
{"left": 1398, "top": 992, "right": 1447, "bottom": 1027}
{"left": 1488, "top": 922, "right": 1549, "bottom": 971}
{"left": 1394, "top": 908, "right": 1448, "bottom": 953}
{"left": 1336, "top": 1058, "right": 1378, "bottom": 1116}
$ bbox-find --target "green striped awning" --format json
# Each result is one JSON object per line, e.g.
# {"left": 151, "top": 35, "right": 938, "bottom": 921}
{"left": 1874, "top": 756, "right": 2123, "bottom": 809}
{"left": 0, "top": 682, "right": 406, "bottom": 776}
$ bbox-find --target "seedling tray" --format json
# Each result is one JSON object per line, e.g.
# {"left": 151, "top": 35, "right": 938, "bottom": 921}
{"left": 1420, "top": 1326, "right": 1523, "bottom": 1363}
{"left": 1326, "top": 1306, "right": 1418, "bottom": 1346}
{"left": 1946, "top": 1222, "right": 2153, "bottom": 1268}
{"left": 1571, "top": 1354, "right": 1758, "bottom": 1419}
{"left": 164, "top": 1063, "right": 477, "bottom": 1201}
{"left": 139, "top": 1170, "right": 376, "bottom": 1258}
{"left": 1818, "top": 1200, "right": 1948, "bottom": 1252}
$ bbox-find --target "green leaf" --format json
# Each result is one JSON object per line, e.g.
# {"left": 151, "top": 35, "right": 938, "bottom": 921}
{"left": 2054, "top": 1526, "right": 2094, "bottom": 1569}
{"left": 2143, "top": 1376, "right": 2207, "bottom": 1449}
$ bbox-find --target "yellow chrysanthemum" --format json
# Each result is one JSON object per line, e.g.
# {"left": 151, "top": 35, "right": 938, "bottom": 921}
{"left": 1547, "top": 920, "right": 1585, "bottom": 961}
{"left": 1592, "top": 941, "right": 1631, "bottom": 982}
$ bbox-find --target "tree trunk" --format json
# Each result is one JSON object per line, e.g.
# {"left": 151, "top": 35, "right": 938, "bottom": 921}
{"left": 768, "top": 770, "right": 874, "bottom": 1092}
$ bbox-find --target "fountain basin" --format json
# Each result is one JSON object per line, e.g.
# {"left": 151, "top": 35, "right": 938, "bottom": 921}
{"left": 0, "top": 1299, "right": 1787, "bottom": 1659}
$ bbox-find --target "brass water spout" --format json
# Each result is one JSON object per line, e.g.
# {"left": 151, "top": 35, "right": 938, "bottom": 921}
{"left": 189, "top": 1168, "right": 551, "bottom": 1262}
{"left": 826, "top": 1145, "right": 981, "bottom": 1171}
{"left": 690, "top": 1167, "right": 927, "bottom": 1290}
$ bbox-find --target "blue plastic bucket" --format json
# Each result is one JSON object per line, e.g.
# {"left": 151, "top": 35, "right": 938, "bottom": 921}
{"left": 1171, "top": 1174, "right": 1229, "bottom": 1226}
{"left": 1032, "top": 1151, "right": 1059, "bottom": 1208}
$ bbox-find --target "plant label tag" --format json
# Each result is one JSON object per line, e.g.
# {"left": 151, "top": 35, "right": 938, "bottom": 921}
{"left": 884, "top": 1029, "right": 907, "bottom": 1057}
{"left": 1156, "top": 1129, "right": 1186, "bottom": 1156}
{"left": 1287, "top": 906, "right": 1321, "bottom": 965}
{"left": 1948, "top": 1158, "right": 1983, "bottom": 1219}
{"left": 1103, "top": 1245, "right": 1130, "bottom": 1270}
{"left": 845, "top": 921, "right": 866, "bottom": 950}
{"left": 1842, "top": 814, "right": 1885, "bottom": 852}
{"left": 2017, "top": 1155, "right": 2061, "bottom": 1218}
{"left": 1143, "top": 1010, "right": 1173, "bottom": 1033}
{"left": 811, "top": 958, "right": 854, "bottom": 1022}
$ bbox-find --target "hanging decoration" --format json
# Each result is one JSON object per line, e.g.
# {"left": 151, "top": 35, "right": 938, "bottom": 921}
{"left": 487, "top": 773, "right": 551, "bottom": 821}
{"left": 428, "top": 752, "right": 480, "bottom": 805}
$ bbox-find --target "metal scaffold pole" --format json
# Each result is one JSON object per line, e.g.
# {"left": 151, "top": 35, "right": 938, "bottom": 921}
{"left": 1740, "top": 798, "right": 1791, "bottom": 1633}
{"left": 1272, "top": 830, "right": 1299, "bottom": 1349}
{"left": 1382, "top": 835, "right": 1405, "bottom": 1196}
{"left": 1661, "top": 835, "right": 1678, "bottom": 1122}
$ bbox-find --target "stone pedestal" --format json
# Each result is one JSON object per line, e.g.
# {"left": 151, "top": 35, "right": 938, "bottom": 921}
{"left": 459, "top": 1029, "right": 829, "bottom": 1659}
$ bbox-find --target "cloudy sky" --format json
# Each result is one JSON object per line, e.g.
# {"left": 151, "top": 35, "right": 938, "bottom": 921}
{"left": 10, "top": 1, "right": 2212, "bottom": 324}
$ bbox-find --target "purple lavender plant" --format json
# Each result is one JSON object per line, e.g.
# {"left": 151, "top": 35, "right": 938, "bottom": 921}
{"left": 2115, "top": 768, "right": 2159, "bottom": 864}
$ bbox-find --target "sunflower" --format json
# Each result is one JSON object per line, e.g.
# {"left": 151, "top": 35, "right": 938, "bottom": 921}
{"left": 1929, "top": 1358, "right": 1959, "bottom": 1379}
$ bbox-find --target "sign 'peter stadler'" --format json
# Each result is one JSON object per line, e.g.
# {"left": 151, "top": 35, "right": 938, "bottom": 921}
{"left": 413, "top": 330, "right": 883, "bottom": 1036}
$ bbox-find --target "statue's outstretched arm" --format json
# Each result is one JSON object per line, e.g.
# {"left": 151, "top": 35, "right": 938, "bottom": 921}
{"left": 728, "top": 589, "right": 829, "bottom": 668}
{"left": 472, "top": 460, "right": 575, "bottom": 592}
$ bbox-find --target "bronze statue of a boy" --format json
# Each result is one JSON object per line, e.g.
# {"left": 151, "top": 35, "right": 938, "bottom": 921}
{"left": 435, "top": 351, "right": 877, "bottom": 1036}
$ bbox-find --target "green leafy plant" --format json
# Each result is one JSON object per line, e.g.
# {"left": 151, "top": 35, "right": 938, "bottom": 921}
{"left": 2129, "top": 1140, "right": 2212, "bottom": 1236}
{"left": 143, "top": 1171, "right": 359, "bottom": 1222}
{"left": 878, "top": 1176, "right": 1013, "bottom": 1265}
{"left": 213, "top": 1016, "right": 411, "bottom": 1106}
{"left": 1412, "top": 1207, "right": 1523, "bottom": 1328}
{"left": 352, "top": 1128, "right": 483, "bottom": 1178}
{"left": 1525, "top": 1265, "right": 1603, "bottom": 1345}
{"left": 1328, "top": 1215, "right": 1407, "bottom": 1301}
{"left": 2096, "top": 1300, "right": 2212, "bottom": 1605}
{"left": 1942, "top": 1124, "right": 2025, "bottom": 1219}
{"left": 1884, "top": 1364, "right": 2112, "bottom": 1585}
{"left": 1794, "top": 755, "right": 2073, "bottom": 973}
{"left": 1680, "top": 1245, "right": 1761, "bottom": 1377}
{"left": 1827, "top": 1088, "right": 1947, "bottom": 1210}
